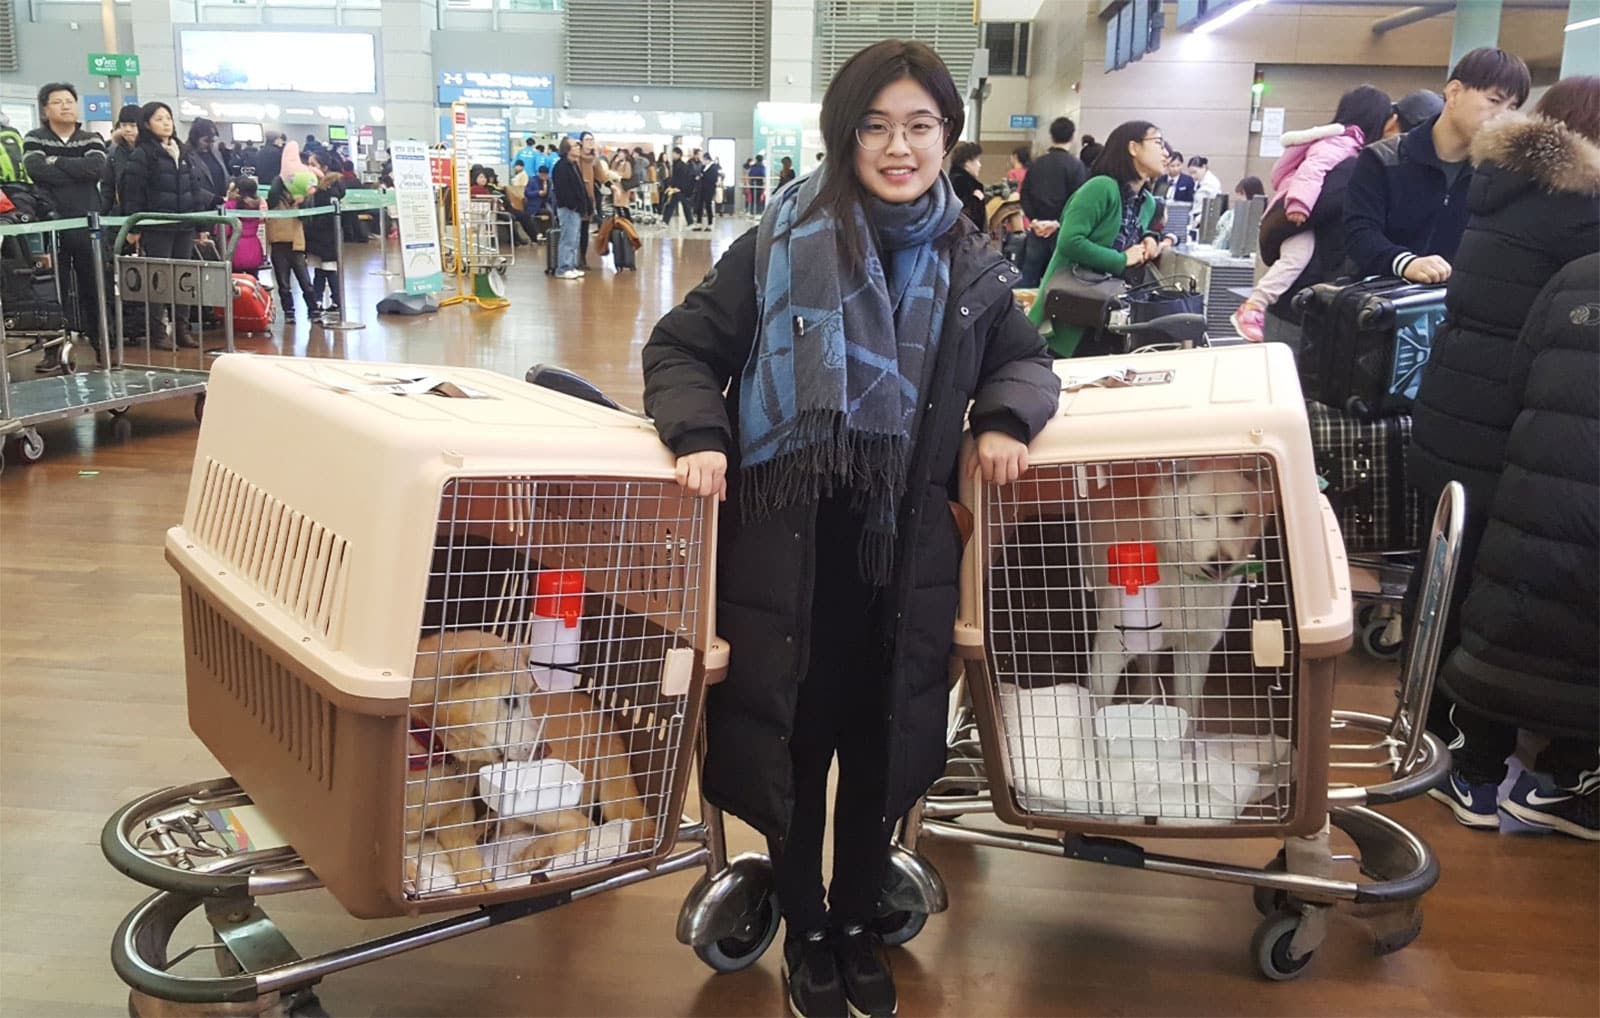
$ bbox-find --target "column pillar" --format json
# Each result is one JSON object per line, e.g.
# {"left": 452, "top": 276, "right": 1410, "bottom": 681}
{"left": 381, "top": 0, "right": 441, "bottom": 146}
{"left": 768, "top": 0, "right": 817, "bottom": 102}
{"left": 127, "top": 0, "right": 179, "bottom": 103}
{"left": 1448, "top": 0, "right": 1502, "bottom": 71}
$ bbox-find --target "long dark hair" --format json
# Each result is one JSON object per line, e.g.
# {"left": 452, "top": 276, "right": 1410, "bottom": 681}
{"left": 186, "top": 116, "right": 219, "bottom": 151}
{"left": 1332, "top": 85, "right": 1393, "bottom": 147}
{"left": 136, "top": 101, "right": 180, "bottom": 151}
{"left": 1090, "top": 120, "right": 1158, "bottom": 186}
{"left": 805, "top": 39, "right": 966, "bottom": 268}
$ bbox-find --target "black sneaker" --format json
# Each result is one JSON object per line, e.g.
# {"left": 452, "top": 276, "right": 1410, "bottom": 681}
{"left": 834, "top": 925, "right": 897, "bottom": 1017}
{"left": 782, "top": 929, "right": 848, "bottom": 1018}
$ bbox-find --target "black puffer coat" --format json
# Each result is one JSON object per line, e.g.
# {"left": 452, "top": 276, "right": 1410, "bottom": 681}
{"left": 643, "top": 219, "right": 1060, "bottom": 839}
{"left": 121, "top": 138, "right": 209, "bottom": 217}
{"left": 1410, "top": 113, "right": 1600, "bottom": 514}
{"left": 1441, "top": 253, "right": 1599, "bottom": 739}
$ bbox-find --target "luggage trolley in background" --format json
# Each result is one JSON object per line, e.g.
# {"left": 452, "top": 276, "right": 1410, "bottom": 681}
{"left": 887, "top": 345, "right": 1458, "bottom": 980}
{"left": 0, "top": 213, "right": 232, "bottom": 471}
{"left": 101, "top": 359, "right": 813, "bottom": 1016}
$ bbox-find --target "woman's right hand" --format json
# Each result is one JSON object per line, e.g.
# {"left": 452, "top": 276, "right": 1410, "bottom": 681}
{"left": 675, "top": 451, "right": 728, "bottom": 501}
{"left": 1124, "top": 245, "right": 1148, "bottom": 267}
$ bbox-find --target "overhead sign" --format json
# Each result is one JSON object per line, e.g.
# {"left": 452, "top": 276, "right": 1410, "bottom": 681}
{"left": 1009, "top": 114, "right": 1039, "bottom": 130}
{"left": 89, "top": 53, "right": 141, "bottom": 78}
{"left": 436, "top": 71, "right": 555, "bottom": 108}
{"left": 83, "top": 94, "right": 140, "bottom": 119}
{"left": 509, "top": 108, "right": 703, "bottom": 136}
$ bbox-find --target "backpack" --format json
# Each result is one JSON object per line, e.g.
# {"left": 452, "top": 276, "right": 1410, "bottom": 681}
{"left": 0, "top": 126, "right": 29, "bottom": 184}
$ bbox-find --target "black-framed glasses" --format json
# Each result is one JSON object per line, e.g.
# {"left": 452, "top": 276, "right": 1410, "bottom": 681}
{"left": 856, "top": 115, "right": 949, "bottom": 151}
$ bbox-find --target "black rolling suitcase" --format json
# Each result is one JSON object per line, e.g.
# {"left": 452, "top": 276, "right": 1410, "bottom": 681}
{"left": 544, "top": 223, "right": 562, "bottom": 275}
{"left": 1293, "top": 277, "right": 1446, "bottom": 420}
{"left": 610, "top": 226, "right": 635, "bottom": 271}
{"left": 1307, "top": 401, "right": 1422, "bottom": 553}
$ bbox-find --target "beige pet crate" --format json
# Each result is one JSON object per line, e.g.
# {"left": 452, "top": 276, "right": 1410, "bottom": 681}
{"left": 955, "top": 344, "right": 1352, "bottom": 838}
{"left": 166, "top": 356, "right": 725, "bottom": 918}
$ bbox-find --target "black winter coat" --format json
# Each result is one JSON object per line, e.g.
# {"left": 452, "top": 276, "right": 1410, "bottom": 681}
{"left": 1440, "top": 253, "right": 1600, "bottom": 739}
{"left": 642, "top": 219, "right": 1060, "bottom": 839}
{"left": 1410, "top": 113, "right": 1600, "bottom": 515}
{"left": 950, "top": 168, "right": 987, "bottom": 229}
{"left": 303, "top": 177, "right": 345, "bottom": 262}
{"left": 121, "top": 139, "right": 209, "bottom": 217}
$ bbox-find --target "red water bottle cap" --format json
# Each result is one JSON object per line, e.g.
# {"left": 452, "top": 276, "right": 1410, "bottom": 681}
{"left": 1107, "top": 542, "right": 1160, "bottom": 594}
{"left": 533, "top": 570, "right": 586, "bottom": 628}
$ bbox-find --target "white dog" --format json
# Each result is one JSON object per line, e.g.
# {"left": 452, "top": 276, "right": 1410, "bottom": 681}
{"left": 1079, "top": 458, "right": 1275, "bottom": 723}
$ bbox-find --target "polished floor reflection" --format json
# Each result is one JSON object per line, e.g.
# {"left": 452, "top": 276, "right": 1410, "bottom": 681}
{"left": 1, "top": 221, "right": 1596, "bottom": 1016}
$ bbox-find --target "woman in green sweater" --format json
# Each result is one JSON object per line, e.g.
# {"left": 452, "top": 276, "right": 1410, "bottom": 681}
{"left": 1029, "top": 120, "right": 1175, "bottom": 356}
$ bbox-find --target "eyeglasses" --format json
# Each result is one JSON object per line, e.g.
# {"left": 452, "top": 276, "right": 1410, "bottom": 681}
{"left": 1142, "top": 135, "right": 1166, "bottom": 148}
{"left": 856, "top": 115, "right": 948, "bottom": 152}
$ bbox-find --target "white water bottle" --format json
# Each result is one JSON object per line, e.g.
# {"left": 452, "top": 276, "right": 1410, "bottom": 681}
{"left": 529, "top": 570, "right": 585, "bottom": 693}
{"left": 1107, "top": 542, "right": 1162, "bottom": 654}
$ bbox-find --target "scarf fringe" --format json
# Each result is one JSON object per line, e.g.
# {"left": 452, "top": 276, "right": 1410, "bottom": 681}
{"left": 740, "top": 409, "right": 909, "bottom": 586}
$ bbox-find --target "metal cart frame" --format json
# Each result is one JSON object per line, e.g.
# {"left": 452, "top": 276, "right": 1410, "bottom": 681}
{"left": 880, "top": 482, "right": 1465, "bottom": 981}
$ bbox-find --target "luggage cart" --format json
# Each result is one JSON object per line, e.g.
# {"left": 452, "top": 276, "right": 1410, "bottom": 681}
{"left": 884, "top": 346, "right": 1459, "bottom": 981}
{"left": 2, "top": 225, "right": 80, "bottom": 374}
{"left": 1349, "top": 551, "right": 1415, "bottom": 660}
{"left": 0, "top": 213, "right": 234, "bottom": 472}
{"left": 103, "top": 362, "right": 935, "bottom": 1015}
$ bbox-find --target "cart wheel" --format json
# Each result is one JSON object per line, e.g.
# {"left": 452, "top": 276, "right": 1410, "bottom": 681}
{"left": 60, "top": 344, "right": 76, "bottom": 374}
{"left": 194, "top": 394, "right": 207, "bottom": 423}
{"left": 1252, "top": 851, "right": 1289, "bottom": 916}
{"left": 1360, "top": 619, "right": 1403, "bottom": 661}
{"left": 16, "top": 430, "right": 44, "bottom": 463}
{"left": 1251, "top": 910, "right": 1317, "bottom": 981}
{"left": 1356, "top": 602, "right": 1378, "bottom": 630}
{"left": 873, "top": 909, "right": 929, "bottom": 948}
{"left": 693, "top": 890, "right": 780, "bottom": 974}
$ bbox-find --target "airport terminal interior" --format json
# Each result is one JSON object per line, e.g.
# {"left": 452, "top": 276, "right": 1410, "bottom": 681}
{"left": 1, "top": 1, "right": 1598, "bottom": 1016}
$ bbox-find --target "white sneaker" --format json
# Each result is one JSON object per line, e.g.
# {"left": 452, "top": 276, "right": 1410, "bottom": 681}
{"left": 558, "top": 270, "right": 583, "bottom": 279}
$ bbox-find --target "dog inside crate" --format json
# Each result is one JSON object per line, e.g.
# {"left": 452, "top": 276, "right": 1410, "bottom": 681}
{"left": 402, "top": 477, "right": 702, "bottom": 897}
{"left": 984, "top": 456, "right": 1300, "bottom": 824}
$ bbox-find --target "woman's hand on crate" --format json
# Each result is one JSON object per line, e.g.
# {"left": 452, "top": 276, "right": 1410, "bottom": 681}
{"left": 674, "top": 451, "right": 728, "bottom": 501}
{"left": 968, "top": 432, "right": 1031, "bottom": 486}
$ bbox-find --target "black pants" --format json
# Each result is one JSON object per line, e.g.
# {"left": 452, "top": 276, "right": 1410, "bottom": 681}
{"left": 312, "top": 267, "right": 340, "bottom": 308}
{"left": 767, "top": 498, "right": 893, "bottom": 935}
{"left": 661, "top": 194, "right": 685, "bottom": 225}
{"left": 695, "top": 193, "right": 715, "bottom": 227}
{"left": 270, "top": 243, "right": 316, "bottom": 317}
{"left": 577, "top": 217, "right": 591, "bottom": 268}
{"left": 140, "top": 228, "right": 195, "bottom": 261}
{"left": 56, "top": 227, "right": 103, "bottom": 341}
{"left": 1441, "top": 700, "right": 1598, "bottom": 790}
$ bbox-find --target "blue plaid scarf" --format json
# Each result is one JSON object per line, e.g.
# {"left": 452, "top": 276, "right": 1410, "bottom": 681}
{"left": 738, "top": 167, "right": 961, "bottom": 585}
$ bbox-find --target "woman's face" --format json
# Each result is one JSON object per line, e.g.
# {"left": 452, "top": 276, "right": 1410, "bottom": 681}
{"left": 148, "top": 107, "right": 174, "bottom": 141}
{"left": 1131, "top": 128, "right": 1168, "bottom": 181}
{"left": 475, "top": 171, "right": 488, "bottom": 185}
{"left": 965, "top": 155, "right": 982, "bottom": 176}
{"left": 1010, "top": 153, "right": 1022, "bottom": 170}
{"left": 853, "top": 77, "right": 947, "bottom": 205}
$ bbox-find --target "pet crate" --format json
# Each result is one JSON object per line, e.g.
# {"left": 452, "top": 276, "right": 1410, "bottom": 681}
{"left": 164, "top": 356, "right": 725, "bottom": 918}
{"left": 956, "top": 344, "right": 1351, "bottom": 838}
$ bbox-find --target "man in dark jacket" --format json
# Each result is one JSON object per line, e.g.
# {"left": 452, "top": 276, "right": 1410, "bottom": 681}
{"left": 1343, "top": 47, "right": 1529, "bottom": 283}
{"left": 101, "top": 104, "right": 141, "bottom": 215}
{"left": 550, "top": 138, "right": 588, "bottom": 278}
{"left": 691, "top": 155, "right": 720, "bottom": 232}
{"left": 1437, "top": 253, "right": 1599, "bottom": 840}
{"left": 1152, "top": 150, "right": 1195, "bottom": 202}
{"left": 21, "top": 82, "right": 108, "bottom": 370}
{"left": 662, "top": 148, "right": 694, "bottom": 228}
{"left": 1017, "top": 116, "right": 1089, "bottom": 287}
{"left": 254, "top": 132, "right": 286, "bottom": 184}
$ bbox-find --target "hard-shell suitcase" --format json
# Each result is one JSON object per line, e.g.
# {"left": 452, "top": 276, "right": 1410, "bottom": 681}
{"left": 231, "top": 272, "right": 274, "bottom": 333}
{"left": 544, "top": 224, "right": 562, "bottom": 276}
{"left": 1293, "top": 278, "right": 1445, "bottom": 420}
{"left": 1306, "top": 400, "right": 1422, "bottom": 553}
{"left": 610, "top": 226, "right": 635, "bottom": 271}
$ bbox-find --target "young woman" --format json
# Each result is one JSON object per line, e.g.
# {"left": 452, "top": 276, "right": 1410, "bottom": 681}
{"left": 1027, "top": 119, "right": 1174, "bottom": 357}
{"left": 1006, "top": 144, "right": 1031, "bottom": 194}
{"left": 303, "top": 168, "right": 346, "bottom": 319}
{"left": 121, "top": 101, "right": 211, "bottom": 262}
{"left": 948, "top": 140, "right": 987, "bottom": 228}
{"left": 642, "top": 39, "right": 1059, "bottom": 1018}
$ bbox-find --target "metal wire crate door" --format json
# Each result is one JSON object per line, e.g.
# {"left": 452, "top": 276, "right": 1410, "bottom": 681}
{"left": 406, "top": 476, "right": 708, "bottom": 898}
{"left": 984, "top": 455, "right": 1301, "bottom": 827}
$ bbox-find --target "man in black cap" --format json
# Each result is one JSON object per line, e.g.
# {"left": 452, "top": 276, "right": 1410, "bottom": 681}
{"left": 1388, "top": 90, "right": 1445, "bottom": 137}
{"left": 101, "top": 104, "right": 141, "bottom": 215}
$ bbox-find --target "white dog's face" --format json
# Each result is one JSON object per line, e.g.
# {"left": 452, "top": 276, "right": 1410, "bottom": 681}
{"left": 1148, "top": 467, "right": 1272, "bottom": 582}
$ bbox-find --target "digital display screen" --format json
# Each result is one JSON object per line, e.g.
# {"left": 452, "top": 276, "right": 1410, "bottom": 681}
{"left": 180, "top": 31, "right": 378, "bottom": 94}
{"left": 328, "top": 125, "right": 349, "bottom": 141}
{"left": 230, "top": 123, "right": 264, "bottom": 143}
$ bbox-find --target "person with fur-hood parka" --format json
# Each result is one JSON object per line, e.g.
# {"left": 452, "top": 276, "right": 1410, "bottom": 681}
{"left": 1407, "top": 77, "right": 1600, "bottom": 827}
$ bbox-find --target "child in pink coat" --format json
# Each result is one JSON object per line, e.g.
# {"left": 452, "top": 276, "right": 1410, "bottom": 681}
{"left": 220, "top": 177, "right": 267, "bottom": 275}
{"left": 1232, "top": 85, "right": 1393, "bottom": 341}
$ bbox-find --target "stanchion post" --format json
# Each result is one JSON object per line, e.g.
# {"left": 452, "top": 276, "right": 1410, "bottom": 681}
{"left": 371, "top": 203, "right": 398, "bottom": 277}
{"left": 324, "top": 198, "right": 365, "bottom": 332}
{"left": 88, "top": 212, "right": 114, "bottom": 370}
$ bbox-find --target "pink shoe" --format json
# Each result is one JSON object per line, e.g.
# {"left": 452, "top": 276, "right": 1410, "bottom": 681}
{"left": 1231, "top": 301, "right": 1266, "bottom": 342}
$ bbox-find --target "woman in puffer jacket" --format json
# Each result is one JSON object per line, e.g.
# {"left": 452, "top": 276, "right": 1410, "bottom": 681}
{"left": 1437, "top": 252, "right": 1599, "bottom": 840}
{"left": 1406, "top": 76, "right": 1600, "bottom": 831}
{"left": 121, "top": 101, "right": 211, "bottom": 260}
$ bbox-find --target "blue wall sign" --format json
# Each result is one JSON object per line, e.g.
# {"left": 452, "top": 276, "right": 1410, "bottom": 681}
{"left": 436, "top": 71, "right": 555, "bottom": 108}
{"left": 1009, "top": 114, "right": 1039, "bottom": 130}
